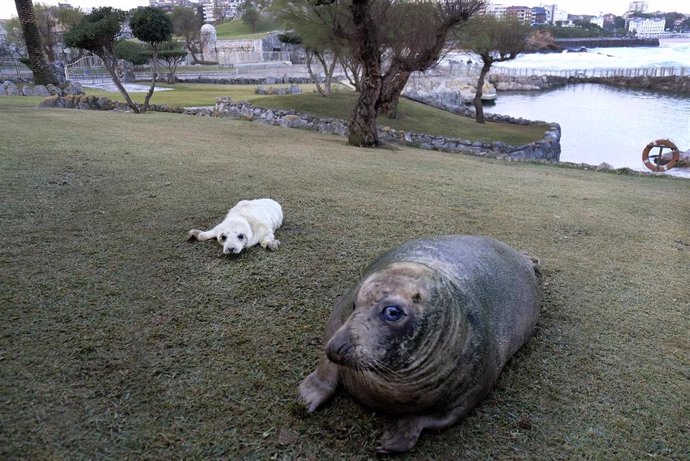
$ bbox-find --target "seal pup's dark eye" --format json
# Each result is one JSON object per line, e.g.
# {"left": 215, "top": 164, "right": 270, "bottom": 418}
{"left": 237, "top": 233, "right": 244, "bottom": 240}
{"left": 381, "top": 305, "right": 405, "bottom": 322}
{"left": 220, "top": 235, "right": 227, "bottom": 241}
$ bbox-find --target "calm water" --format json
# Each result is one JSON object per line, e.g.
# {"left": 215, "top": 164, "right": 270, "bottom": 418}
{"left": 480, "top": 42, "right": 690, "bottom": 178}
{"left": 484, "top": 83, "right": 690, "bottom": 178}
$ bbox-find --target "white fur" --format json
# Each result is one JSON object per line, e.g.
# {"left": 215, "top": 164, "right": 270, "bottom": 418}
{"left": 187, "top": 198, "right": 283, "bottom": 255}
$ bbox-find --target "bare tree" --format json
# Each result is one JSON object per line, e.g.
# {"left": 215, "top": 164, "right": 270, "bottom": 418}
{"left": 274, "top": 1, "right": 349, "bottom": 96}
{"left": 280, "top": 0, "right": 483, "bottom": 147}
{"left": 170, "top": 6, "right": 203, "bottom": 64}
{"left": 454, "top": 15, "right": 530, "bottom": 123}
{"left": 377, "top": 0, "right": 484, "bottom": 118}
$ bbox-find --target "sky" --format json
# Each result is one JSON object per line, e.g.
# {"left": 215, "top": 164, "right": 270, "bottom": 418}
{"left": 0, "top": 0, "right": 688, "bottom": 20}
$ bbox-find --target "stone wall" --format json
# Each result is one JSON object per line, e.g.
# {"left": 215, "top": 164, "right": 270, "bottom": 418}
{"left": 0, "top": 78, "right": 84, "bottom": 97}
{"left": 34, "top": 94, "right": 561, "bottom": 163}
{"left": 175, "top": 75, "right": 317, "bottom": 85}
{"left": 209, "top": 97, "right": 561, "bottom": 162}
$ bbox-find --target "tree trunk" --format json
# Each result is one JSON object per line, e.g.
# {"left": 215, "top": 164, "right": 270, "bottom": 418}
{"left": 14, "top": 0, "right": 59, "bottom": 85}
{"left": 473, "top": 62, "right": 491, "bottom": 124}
{"left": 142, "top": 45, "right": 159, "bottom": 113}
{"left": 348, "top": 0, "right": 382, "bottom": 147}
{"left": 378, "top": 61, "right": 411, "bottom": 119}
{"left": 100, "top": 52, "right": 140, "bottom": 113}
{"left": 315, "top": 51, "right": 338, "bottom": 96}
{"left": 305, "top": 50, "right": 325, "bottom": 96}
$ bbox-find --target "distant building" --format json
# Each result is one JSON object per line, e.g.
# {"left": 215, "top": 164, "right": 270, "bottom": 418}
{"left": 627, "top": 17, "right": 665, "bottom": 36}
{"left": 590, "top": 16, "right": 605, "bottom": 28}
{"left": 149, "top": 0, "right": 196, "bottom": 13}
{"left": 505, "top": 6, "right": 533, "bottom": 24}
{"left": 540, "top": 4, "right": 568, "bottom": 25}
{"left": 0, "top": 19, "right": 7, "bottom": 46}
{"left": 531, "top": 7, "right": 547, "bottom": 25}
{"left": 628, "top": 1, "right": 648, "bottom": 14}
{"left": 199, "top": 0, "right": 242, "bottom": 23}
{"left": 486, "top": 3, "right": 507, "bottom": 20}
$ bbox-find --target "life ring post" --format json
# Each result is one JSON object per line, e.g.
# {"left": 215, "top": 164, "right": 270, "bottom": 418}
{"left": 642, "top": 139, "right": 680, "bottom": 172}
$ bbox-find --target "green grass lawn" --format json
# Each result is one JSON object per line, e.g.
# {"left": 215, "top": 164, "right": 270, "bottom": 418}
{"left": 1, "top": 99, "right": 688, "bottom": 459}
{"left": 80, "top": 83, "right": 547, "bottom": 146}
{"left": 214, "top": 18, "right": 286, "bottom": 39}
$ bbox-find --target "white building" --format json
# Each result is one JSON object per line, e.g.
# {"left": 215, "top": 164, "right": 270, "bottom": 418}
{"left": 627, "top": 17, "right": 665, "bottom": 36}
{"left": 486, "top": 3, "right": 507, "bottom": 19}
{"left": 628, "top": 1, "right": 648, "bottom": 14}
{"left": 590, "top": 16, "right": 605, "bottom": 28}
{"left": 542, "top": 4, "right": 568, "bottom": 24}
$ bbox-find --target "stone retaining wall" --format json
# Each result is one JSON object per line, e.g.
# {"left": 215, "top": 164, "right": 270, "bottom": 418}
{"left": 35, "top": 94, "right": 561, "bottom": 163}
{"left": 208, "top": 97, "right": 561, "bottom": 162}
{"left": 175, "top": 75, "right": 317, "bottom": 85}
{"left": 0, "top": 78, "right": 85, "bottom": 97}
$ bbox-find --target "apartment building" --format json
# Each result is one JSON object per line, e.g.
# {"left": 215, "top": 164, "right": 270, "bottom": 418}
{"left": 627, "top": 16, "right": 666, "bottom": 36}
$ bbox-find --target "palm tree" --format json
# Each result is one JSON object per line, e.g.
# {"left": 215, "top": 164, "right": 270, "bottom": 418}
{"left": 14, "top": 0, "right": 59, "bottom": 85}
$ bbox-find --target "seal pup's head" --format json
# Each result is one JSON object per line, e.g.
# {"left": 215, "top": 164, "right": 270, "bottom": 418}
{"left": 217, "top": 218, "right": 253, "bottom": 255}
{"left": 326, "top": 262, "right": 446, "bottom": 373}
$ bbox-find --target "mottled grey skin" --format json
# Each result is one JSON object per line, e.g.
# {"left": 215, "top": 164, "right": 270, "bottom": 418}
{"left": 299, "top": 235, "right": 540, "bottom": 454}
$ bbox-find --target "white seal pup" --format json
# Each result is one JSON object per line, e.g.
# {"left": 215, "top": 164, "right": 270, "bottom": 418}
{"left": 187, "top": 198, "right": 283, "bottom": 255}
{"left": 299, "top": 235, "right": 540, "bottom": 453}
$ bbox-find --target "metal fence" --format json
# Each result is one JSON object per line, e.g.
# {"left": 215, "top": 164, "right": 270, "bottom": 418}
{"left": 442, "top": 61, "right": 689, "bottom": 79}
{"left": 0, "top": 59, "right": 31, "bottom": 80}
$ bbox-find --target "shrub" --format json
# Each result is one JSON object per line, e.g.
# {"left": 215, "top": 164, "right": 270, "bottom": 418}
{"left": 114, "top": 40, "right": 150, "bottom": 65}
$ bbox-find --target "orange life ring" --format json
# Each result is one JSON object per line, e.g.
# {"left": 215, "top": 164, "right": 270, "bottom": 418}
{"left": 642, "top": 139, "right": 680, "bottom": 172}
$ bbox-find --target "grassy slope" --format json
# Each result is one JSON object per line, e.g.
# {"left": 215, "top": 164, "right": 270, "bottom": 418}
{"left": 214, "top": 18, "right": 285, "bottom": 39}
{"left": 79, "top": 84, "right": 547, "bottom": 146}
{"left": 0, "top": 101, "right": 688, "bottom": 460}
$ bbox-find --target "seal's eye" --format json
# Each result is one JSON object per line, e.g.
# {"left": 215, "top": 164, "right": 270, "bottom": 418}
{"left": 381, "top": 305, "right": 405, "bottom": 322}
{"left": 220, "top": 235, "right": 227, "bottom": 242}
{"left": 237, "top": 233, "right": 244, "bottom": 240}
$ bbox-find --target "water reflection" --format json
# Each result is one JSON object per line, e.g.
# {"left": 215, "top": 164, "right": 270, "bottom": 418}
{"left": 483, "top": 83, "right": 690, "bottom": 178}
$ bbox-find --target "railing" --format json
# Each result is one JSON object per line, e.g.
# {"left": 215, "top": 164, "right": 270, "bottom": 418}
{"left": 442, "top": 61, "right": 689, "bottom": 78}
{"left": 65, "top": 54, "right": 110, "bottom": 83}
{"left": 490, "top": 66, "right": 687, "bottom": 78}
{"left": 0, "top": 59, "right": 31, "bottom": 79}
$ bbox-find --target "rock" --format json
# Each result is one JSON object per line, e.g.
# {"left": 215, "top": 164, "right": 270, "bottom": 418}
{"left": 675, "top": 150, "right": 690, "bottom": 167}
{"left": 46, "top": 84, "right": 63, "bottom": 96}
{"left": 596, "top": 162, "right": 614, "bottom": 171}
{"left": 33, "top": 85, "right": 51, "bottom": 97}
{"left": 37, "top": 96, "right": 59, "bottom": 107}
{"left": 49, "top": 61, "right": 67, "bottom": 85}
{"left": 63, "top": 81, "right": 84, "bottom": 96}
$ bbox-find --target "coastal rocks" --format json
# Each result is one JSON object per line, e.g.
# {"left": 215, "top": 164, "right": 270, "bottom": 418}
{"left": 488, "top": 74, "right": 568, "bottom": 91}
{"left": 402, "top": 75, "right": 497, "bottom": 106}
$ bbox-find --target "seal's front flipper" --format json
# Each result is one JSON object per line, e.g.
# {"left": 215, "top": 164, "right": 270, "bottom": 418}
{"left": 376, "top": 417, "right": 424, "bottom": 454}
{"left": 298, "top": 358, "right": 338, "bottom": 413}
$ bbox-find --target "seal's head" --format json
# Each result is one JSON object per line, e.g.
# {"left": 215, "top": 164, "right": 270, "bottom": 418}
{"left": 326, "top": 261, "right": 447, "bottom": 374}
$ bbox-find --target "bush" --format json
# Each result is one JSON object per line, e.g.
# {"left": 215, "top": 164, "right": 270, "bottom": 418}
{"left": 114, "top": 40, "right": 150, "bottom": 65}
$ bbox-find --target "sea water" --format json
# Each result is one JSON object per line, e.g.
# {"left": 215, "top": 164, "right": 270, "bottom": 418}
{"left": 457, "top": 42, "right": 690, "bottom": 178}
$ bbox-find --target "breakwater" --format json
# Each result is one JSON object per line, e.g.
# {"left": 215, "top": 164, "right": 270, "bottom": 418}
{"left": 553, "top": 37, "right": 659, "bottom": 49}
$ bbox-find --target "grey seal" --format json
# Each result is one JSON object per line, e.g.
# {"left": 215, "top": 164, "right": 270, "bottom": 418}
{"left": 298, "top": 235, "right": 540, "bottom": 453}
